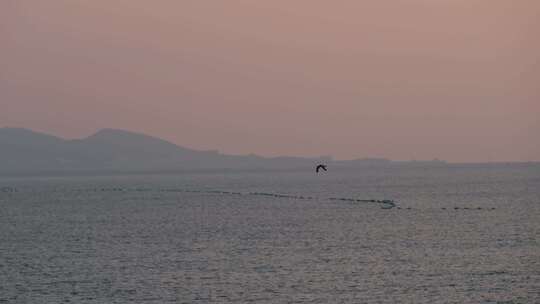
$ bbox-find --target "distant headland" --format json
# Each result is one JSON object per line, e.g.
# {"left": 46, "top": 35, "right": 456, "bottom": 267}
{"left": 0, "top": 127, "right": 452, "bottom": 176}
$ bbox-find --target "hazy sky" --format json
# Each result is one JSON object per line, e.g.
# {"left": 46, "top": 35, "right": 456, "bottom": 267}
{"left": 1, "top": 1, "right": 539, "bottom": 162}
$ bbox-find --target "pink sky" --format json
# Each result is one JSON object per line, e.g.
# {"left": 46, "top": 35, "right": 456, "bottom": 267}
{"left": 1, "top": 1, "right": 539, "bottom": 162}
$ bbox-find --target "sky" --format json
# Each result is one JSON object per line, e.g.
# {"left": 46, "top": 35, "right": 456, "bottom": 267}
{"left": 1, "top": 0, "right": 539, "bottom": 162}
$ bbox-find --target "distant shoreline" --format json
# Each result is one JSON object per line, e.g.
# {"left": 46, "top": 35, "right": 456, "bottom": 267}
{"left": 1, "top": 162, "right": 537, "bottom": 178}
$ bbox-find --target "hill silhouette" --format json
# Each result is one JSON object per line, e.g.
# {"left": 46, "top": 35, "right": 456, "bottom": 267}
{"left": 1, "top": 127, "right": 448, "bottom": 175}
{"left": 0, "top": 127, "right": 329, "bottom": 174}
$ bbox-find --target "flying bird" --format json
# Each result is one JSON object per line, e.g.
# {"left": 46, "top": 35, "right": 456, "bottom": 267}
{"left": 316, "top": 164, "right": 327, "bottom": 173}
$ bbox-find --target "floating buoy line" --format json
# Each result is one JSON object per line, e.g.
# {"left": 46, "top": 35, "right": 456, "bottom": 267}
{"left": 37, "top": 187, "right": 497, "bottom": 211}
{"left": 1, "top": 186, "right": 497, "bottom": 211}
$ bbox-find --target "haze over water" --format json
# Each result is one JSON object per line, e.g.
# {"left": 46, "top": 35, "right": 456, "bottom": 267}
{"left": 1, "top": 1, "right": 539, "bottom": 303}
{"left": 2, "top": 1, "right": 539, "bottom": 162}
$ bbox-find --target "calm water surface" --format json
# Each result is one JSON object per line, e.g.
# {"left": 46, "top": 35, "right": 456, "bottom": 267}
{"left": 1, "top": 164, "right": 539, "bottom": 303}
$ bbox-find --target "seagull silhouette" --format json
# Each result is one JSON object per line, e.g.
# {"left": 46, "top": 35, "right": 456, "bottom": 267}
{"left": 316, "top": 164, "right": 327, "bottom": 173}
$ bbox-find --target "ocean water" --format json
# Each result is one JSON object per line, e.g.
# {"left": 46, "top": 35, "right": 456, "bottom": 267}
{"left": 1, "top": 164, "right": 539, "bottom": 303}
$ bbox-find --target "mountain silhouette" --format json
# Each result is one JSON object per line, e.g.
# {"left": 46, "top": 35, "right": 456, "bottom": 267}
{"left": 0, "top": 127, "right": 329, "bottom": 174}
{"left": 2, "top": 127, "right": 450, "bottom": 175}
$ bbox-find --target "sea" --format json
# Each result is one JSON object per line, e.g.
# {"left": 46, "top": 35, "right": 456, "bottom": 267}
{"left": 1, "top": 163, "right": 539, "bottom": 303}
